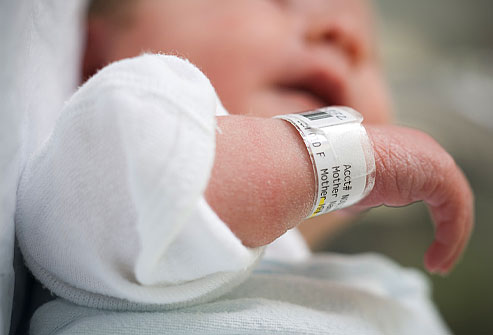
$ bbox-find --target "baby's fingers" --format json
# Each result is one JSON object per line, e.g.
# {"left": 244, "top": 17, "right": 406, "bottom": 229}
{"left": 425, "top": 166, "right": 474, "bottom": 274}
{"left": 357, "top": 126, "right": 474, "bottom": 274}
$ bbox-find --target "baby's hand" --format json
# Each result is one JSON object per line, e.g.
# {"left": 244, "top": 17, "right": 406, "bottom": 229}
{"left": 354, "top": 126, "right": 474, "bottom": 275}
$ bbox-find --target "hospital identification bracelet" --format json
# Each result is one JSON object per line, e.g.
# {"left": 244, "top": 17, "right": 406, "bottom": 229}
{"left": 276, "top": 107, "right": 375, "bottom": 218}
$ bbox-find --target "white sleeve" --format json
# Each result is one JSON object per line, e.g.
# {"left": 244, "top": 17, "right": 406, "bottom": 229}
{"left": 16, "top": 54, "right": 263, "bottom": 310}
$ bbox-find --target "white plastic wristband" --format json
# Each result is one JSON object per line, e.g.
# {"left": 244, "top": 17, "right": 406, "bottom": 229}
{"left": 276, "top": 107, "right": 375, "bottom": 218}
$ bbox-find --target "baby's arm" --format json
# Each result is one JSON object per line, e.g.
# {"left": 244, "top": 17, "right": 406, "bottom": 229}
{"left": 17, "top": 55, "right": 471, "bottom": 310}
{"left": 206, "top": 118, "right": 474, "bottom": 274}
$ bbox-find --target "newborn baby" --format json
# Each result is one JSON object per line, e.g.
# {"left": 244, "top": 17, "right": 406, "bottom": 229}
{"left": 17, "top": 0, "right": 473, "bottom": 334}
{"left": 82, "top": 0, "right": 472, "bottom": 273}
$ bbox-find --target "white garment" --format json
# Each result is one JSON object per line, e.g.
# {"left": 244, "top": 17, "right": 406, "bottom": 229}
{"left": 16, "top": 54, "right": 268, "bottom": 309}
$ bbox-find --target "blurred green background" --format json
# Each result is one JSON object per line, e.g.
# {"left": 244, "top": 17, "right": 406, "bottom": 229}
{"left": 320, "top": 1, "right": 493, "bottom": 334}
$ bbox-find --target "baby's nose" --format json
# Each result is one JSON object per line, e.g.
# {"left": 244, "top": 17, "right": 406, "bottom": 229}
{"left": 297, "top": 0, "right": 370, "bottom": 66}
{"left": 305, "top": 16, "right": 363, "bottom": 66}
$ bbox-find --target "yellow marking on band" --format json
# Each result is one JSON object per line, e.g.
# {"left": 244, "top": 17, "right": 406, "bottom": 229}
{"left": 310, "top": 197, "right": 326, "bottom": 217}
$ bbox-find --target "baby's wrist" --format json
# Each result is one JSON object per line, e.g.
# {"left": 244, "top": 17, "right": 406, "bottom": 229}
{"left": 275, "top": 107, "right": 375, "bottom": 218}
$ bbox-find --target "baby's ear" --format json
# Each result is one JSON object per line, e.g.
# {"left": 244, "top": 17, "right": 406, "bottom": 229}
{"left": 82, "top": 17, "right": 113, "bottom": 82}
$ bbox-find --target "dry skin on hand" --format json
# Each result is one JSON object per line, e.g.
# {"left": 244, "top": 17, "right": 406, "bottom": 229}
{"left": 359, "top": 125, "right": 474, "bottom": 274}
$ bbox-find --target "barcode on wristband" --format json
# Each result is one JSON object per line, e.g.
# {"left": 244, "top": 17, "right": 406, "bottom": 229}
{"left": 301, "top": 110, "right": 333, "bottom": 121}
{"left": 275, "top": 107, "right": 374, "bottom": 218}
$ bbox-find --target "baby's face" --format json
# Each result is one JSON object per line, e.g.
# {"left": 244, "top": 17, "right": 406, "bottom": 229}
{"left": 89, "top": 0, "right": 391, "bottom": 123}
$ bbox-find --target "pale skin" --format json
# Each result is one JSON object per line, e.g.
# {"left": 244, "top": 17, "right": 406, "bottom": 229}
{"left": 84, "top": 0, "right": 474, "bottom": 274}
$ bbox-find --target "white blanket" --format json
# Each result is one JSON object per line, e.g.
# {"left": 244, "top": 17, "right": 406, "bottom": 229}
{"left": 29, "top": 254, "right": 450, "bottom": 335}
